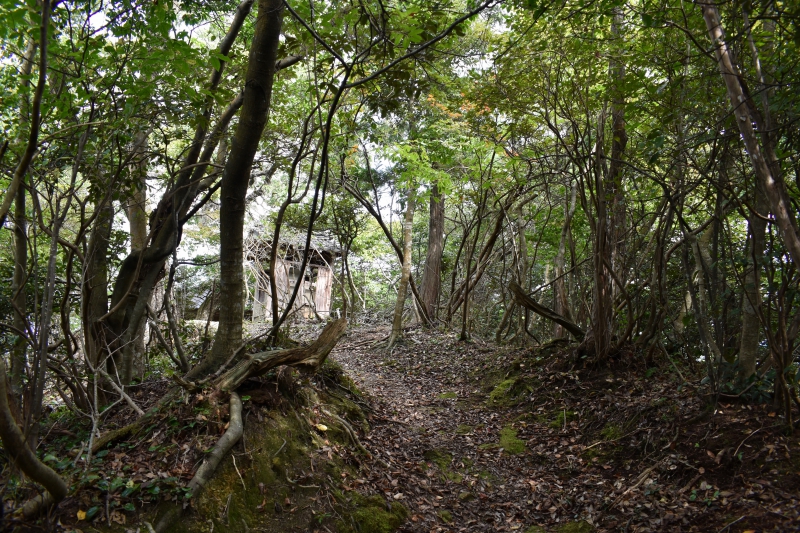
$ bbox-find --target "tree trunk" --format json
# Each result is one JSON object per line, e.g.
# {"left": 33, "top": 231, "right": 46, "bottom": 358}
{"left": 124, "top": 131, "right": 149, "bottom": 382}
{"left": 509, "top": 281, "right": 585, "bottom": 340}
{"left": 0, "top": 358, "right": 68, "bottom": 514}
{"left": 387, "top": 192, "right": 416, "bottom": 349}
{"left": 738, "top": 6, "right": 774, "bottom": 380}
{"left": 10, "top": 177, "right": 28, "bottom": 417}
{"left": 9, "top": 39, "right": 38, "bottom": 414}
{"left": 192, "top": 0, "right": 284, "bottom": 379}
{"left": 608, "top": 7, "right": 627, "bottom": 298}
{"left": 447, "top": 202, "right": 508, "bottom": 317}
{"left": 82, "top": 198, "right": 113, "bottom": 392}
{"left": 702, "top": 4, "right": 800, "bottom": 265}
{"left": 341, "top": 182, "right": 430, "bottom": 325}
{"left": 419, "top": 182, "right": 444, "bottom": 322}
{"left": 102, "top": 0, "right": 257, "bottom": 384}
{"left": 514, "top": 203, "right": 529, "bottom": 338}
{"left": 553, "top": 181, "right": 577, "bottom": 338}
{"left": 28, "top": 199, "right": 65, "bottom": 448}
{"left": 738, "top": 182, "right": 767, "bottom": 378}
{"left": 592, "top": 111, "right": 613, "bottom": 360}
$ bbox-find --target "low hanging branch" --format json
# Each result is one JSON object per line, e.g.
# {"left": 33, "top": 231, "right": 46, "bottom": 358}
{"left": 508, "top": 281, "right": 585, "bottom": 340}
{"left": 213, "top": 318, "right": 347, "bottom": 391}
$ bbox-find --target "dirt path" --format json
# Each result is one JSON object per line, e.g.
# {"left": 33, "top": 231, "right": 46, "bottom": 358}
{"left": 332, "top": 326, "right": 571, "bottom": 533}
{"left": 328, "top": 325, "right": 800, "bottom": 533}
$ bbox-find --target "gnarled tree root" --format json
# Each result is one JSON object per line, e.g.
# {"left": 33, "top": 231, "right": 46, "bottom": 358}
{"left": 153, "top": 392, "right": 244, "bottom": 533}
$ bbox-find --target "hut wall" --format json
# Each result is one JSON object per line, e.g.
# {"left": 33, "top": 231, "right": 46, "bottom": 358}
{"left": 314, "top": 266, "right": 333, "bottom": 317}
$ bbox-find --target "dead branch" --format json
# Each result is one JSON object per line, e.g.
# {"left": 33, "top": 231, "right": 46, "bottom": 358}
{"left": 213, "top": 319, "right": 347, "bottom": 391}
{"left": 508, "top": 281, "right": 585, "bottom": 340}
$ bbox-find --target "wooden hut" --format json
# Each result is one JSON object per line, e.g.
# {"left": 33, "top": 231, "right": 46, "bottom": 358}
{"left": 246, "top": 230, "right": 340, "bottom": 321}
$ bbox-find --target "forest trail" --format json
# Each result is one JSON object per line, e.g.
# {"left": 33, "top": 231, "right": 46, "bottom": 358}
{"left": 332, "top": 326, "right": 591, "bottom": 533}
{"left": 328, "top": 326, "right": 800, "bottom": 533}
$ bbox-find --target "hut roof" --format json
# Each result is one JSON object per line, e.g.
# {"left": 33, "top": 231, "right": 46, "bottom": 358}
{"left": 245, "top": 229, "right": 341, "bottom": 266}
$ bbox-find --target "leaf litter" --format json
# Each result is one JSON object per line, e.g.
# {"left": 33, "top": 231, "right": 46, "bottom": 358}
{"left": 331, "top": 325, "right": 800, "bottom": 533}
{"left": 13, "top": 323, "right": 800, "bottom": 533}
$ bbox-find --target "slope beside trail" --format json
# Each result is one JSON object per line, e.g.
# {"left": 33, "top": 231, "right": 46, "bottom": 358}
{"left": 329, "top": 325, "right": 800, "bottom": 533}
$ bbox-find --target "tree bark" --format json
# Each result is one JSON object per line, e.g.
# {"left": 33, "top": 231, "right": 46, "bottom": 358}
{"left": 513, "top": 202, "right": 529, "bottom": 338}
{"left": 82, "top": 197, "right": 114, "bottom": 397}
{"left": 9, "top": 39, "right": 38, "bottom": 412}
{"left": 592, "top": 111, "right": 613, "bottom": 360}
{"left": 738, "top": 7, "right": 773, "bottom": 380}
{"left": 419, "top": 182, "right": 444, "bottom": 322}
{"left": 193, "top": 0, "right": 284, "bottom": 379}
{"left": 553, "top": 181, "right": 577, "bottom": 338}
{"left": 124, "top": 131, "right": 150, "bottom": 382}
{"left": 702, "top": 4, "right": 800, "bottom": 264}
{"left": 387, "top": 192, "right": 416, "bottom": 349}
{"left": 608, "top": 7, "right": 628, "bottom": 297}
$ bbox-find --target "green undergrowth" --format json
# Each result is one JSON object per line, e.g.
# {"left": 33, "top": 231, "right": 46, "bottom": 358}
{"left": 499, "top": 426, "right": 526, "bottom": 454}
{"left": 539, "top": 409, "right": 577, "bottom": 429}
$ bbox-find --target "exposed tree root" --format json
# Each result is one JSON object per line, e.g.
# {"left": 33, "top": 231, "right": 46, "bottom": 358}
{"left": 213, "top": 318, "right": 347, "bottom": 391}
{"left": 321, "top": 407, "right": 371, "bottom": 458}
{"left": 153, "top": 392, "right": 243, "bottom": 533}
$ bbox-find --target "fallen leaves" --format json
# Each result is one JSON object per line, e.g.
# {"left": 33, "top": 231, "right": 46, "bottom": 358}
{"left": 330, "top": 326, "right": 800, "bottom": 532}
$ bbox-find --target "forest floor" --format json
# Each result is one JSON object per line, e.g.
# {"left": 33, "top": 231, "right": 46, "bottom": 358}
{"left": 330, "top": 324, "right": 800, "bottom": 533}
{"left": 6, "top": 323, "right": 800, "bottom": 533}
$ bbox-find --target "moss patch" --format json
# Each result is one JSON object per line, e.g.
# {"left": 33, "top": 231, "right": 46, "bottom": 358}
{"left": 525, "top": 527, "right": 547, "bottom": 533}
{"left": 557, "top": 520, "right": 594, "bottom": 533}
{"left": 499, "top": 426, "right": 525, "bottom": 455}
{"left": 336, "top": 493, "right": 408, "bottom": 533}
{"left": 455, "top": 424, "right": 473, "bottom": 435}
{"left": 488, "top": 378, "right": 517, "bottom": 406}
{"left": 164, "top": 369, "right": 372, "bottom": 533}
{"left": 423, "top": 449, "right": 452, "bottom": 470}
{"left": 601, "top": 423, "right": 622, "bottom": 440}
{"left": 437, "top": 391, "right": 458, "bottom": 399}
{"left": 548, "top": 410, "right": 577, "bottom": 429}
